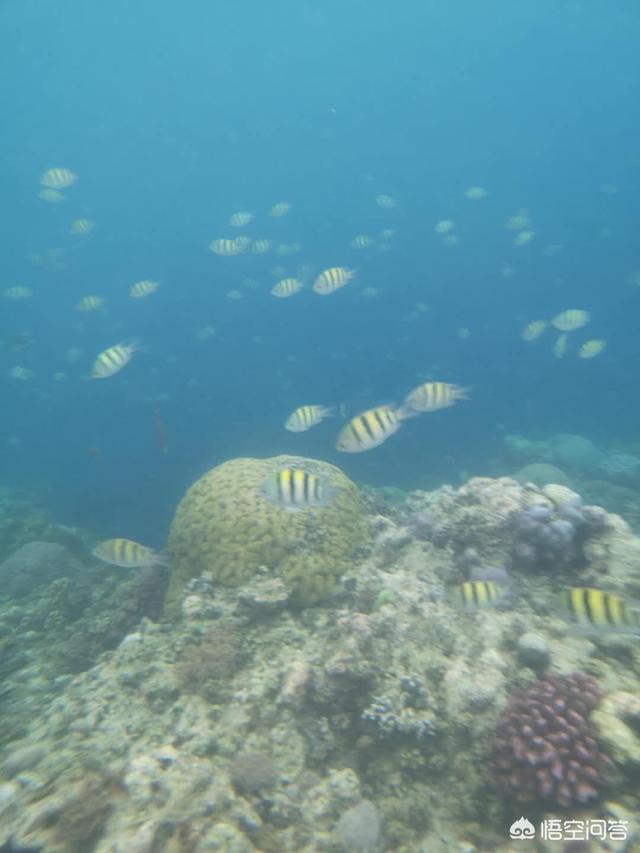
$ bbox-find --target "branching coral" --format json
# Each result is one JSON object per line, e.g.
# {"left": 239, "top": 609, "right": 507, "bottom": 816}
{"left": 490, "top": 672, "right": 612, "bottom": 808}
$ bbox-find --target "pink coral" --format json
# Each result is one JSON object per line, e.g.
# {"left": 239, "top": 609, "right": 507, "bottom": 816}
{"left": 490, "top": 672, "right": 612, "bottom": 808}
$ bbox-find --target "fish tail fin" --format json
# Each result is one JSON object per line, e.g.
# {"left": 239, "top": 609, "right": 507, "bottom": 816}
{"left": 125, "top": 338, "right": 149, "bottom": 353}
{"left": 322, "top": 405, "right": 339, "bottom": 418}
{"left": 395, "top": 403, "right": 422, "bottom": 421}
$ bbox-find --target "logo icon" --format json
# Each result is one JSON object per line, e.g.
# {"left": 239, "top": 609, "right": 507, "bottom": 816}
{"left": 509, "top": 817, "right": 536, "bottom": 840}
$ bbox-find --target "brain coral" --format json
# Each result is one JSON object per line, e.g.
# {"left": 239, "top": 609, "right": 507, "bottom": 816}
{"left": 165, "top": 456, "right": 367, "bottom": 613}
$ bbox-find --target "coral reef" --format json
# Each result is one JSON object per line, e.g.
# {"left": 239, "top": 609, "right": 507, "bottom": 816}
{"left": 581, "top": 479, "right": 640, "bottom": 533}
{"left": 175, "top": 621, "right": 245, "bottom": 700}
{"left": 0, "top": 474, "right": 639, "bottom": 851}
{"left": 229, "top": 752, "right": 277, "bottom": 794}
{"left": 336, "top": 799, "right": 380, "bottom": 852}
{"left": 504, "top": 433, "right": 601, "bottom": 474}
{"left": 507, "top": 492, "right": 606, "bottom": 573}
{"left": 598, "top": 452, "right": 640, "bottom": 484}
{"left": 166, "top": 455, "right": 367, "bottom": 612}
{"left": 0, "top": 542, "right": 84, "bottom": 600}
{"left": 512, "top": 462, "right": 572, "bottom": 488}
{"left": 0, "top": 499, "right": 73, "bottom": 565}
{"left": 490, "top": 672, "right": 610, "bottom": 808}
{"left": 48, "top": 773, "right": 117, "bottom": 853}
{"left": 592, "top": 691, "right": 640, "bottom": 774}
{"left": 502, "top": 434, "right": 640, "bottom": 534}
{"left": 0, "top": 536, "right": 169, "bottom": 749}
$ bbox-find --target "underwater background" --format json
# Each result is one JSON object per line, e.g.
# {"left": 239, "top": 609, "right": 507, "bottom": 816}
{"left": 2, "top": 0, "right": 640, "bottom": 545}
{"left": 2, "top": 3, "right": 640, "bottom": 851}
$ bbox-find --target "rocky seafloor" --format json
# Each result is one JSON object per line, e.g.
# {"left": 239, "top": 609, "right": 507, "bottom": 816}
{"left": 0, "top": 476, "right": 639, "bottom": 852}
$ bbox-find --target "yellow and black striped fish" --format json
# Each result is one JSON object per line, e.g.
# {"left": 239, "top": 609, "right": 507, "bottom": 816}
{"left": 38, "top": 188, "right": 65, "bottom": 203}
{"left": 350, "top": 235, "right": 374, "bottom": 250}
{"left": 285, "top": 404, "right": 335, "bottom": 432}
{"left": 312, "top": 267, "right": 356, "bottom": 295}
{"left": 40, "top": 167, "right": 78, "bottom": 189}
{"left": 91, "top": 341, "right": 138, "bottom": 379}
{"left": 3, "top": 287, "right": 32, "bottom": 299}
{"left": 447, "top": 580, "right": 505, "bottom": 610}
{"left": 93, "top": 538, "right": 168, "bottom": 568}
{"left": 259, "top": 468, "right": 339, "bottom": 511}
{"left": 251, "top": 238, "right": 272, "bottom": 254}
{"left": 336, "top": 405, "right": 402, "bottom": 453}
{"left": 70, "top": 218, "right": 94, "bottom": 235}
{"left": 402, "top": 381, "right": 469, "bottom": 414}
{"left": 551, "top": 309, "right": 590, "bottom": 332}
{"left": 561, "top": 587, "right": 640, "bottom": 634}
{"left": 521, "top": 320, "right": 547, "bottom": 342}
{"left": 8, "top": 365, "right": 33, "bottom": 381}
{"left": 271, "top": 278, "right": 303, "bottom": 298}
{"left": 209, "top": 238, "right": 243, "bottom": 256}
{"left": 229, "top": 211, "right": 254, "bottom": 227}
{"left": 130, "top": 280, "right": 159, "bottom": 298}
{"left": 578, "top": 339, "right": 606, "bottom": 359}
{"left": 76, "top": 295, "right": 105, "bottom": 312}
{"left": 553, "top": 333, "right": 568, "bottom": 359}
{"left": 270, "top": 201, "right": 291, "bottom": 217}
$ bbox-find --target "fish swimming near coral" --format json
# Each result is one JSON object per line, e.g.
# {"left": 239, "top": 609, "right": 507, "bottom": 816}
{"left": 447, "top": 580, "right": 507, "bottom": 610}
{"left": 559, "top": 587, "right": 640, "bottom": 635}
{"left": 285, "top": 404, "right": 336, "bottom": 432}
{"left": 335, "top": 404, "right": 403, "bottom": 453}
{"left": 259, "top": 468, "right": 340, "bottom": 511}
{"left": 401, "top": 381, "right": 469, "bottom": 415}
{"left": 93, "top": 538, "right": 169, "bottom": 568}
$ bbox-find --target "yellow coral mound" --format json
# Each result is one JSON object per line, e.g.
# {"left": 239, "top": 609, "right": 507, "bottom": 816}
{"left": 165, "top": 456, "right": 367, "bottom": 613}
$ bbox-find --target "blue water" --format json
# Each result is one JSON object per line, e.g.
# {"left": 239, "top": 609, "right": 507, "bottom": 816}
{"left": 2, "top": 0, "right": 639, "bottom": 545}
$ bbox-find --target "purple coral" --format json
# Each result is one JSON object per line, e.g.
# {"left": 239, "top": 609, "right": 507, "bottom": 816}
{"left": 507, "top": 498, "right": 605, "bottom": 573}
{"left": 490, "top": 672, "right": 611, "bottom": 808}
{"left": 407, "top": 511, "right": 450, "bottom": 547}
{"left": 407, "top": 512, "right": 435, "bottom": 540}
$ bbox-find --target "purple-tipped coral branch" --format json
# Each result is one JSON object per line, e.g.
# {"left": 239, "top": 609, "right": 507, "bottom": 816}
{"left": 490, "top": 672, "right": 611, "bottom": 808}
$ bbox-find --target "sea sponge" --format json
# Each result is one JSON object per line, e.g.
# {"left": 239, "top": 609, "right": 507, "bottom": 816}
{"left": 165, "top": 455, "right": 367, "bottom": 613}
